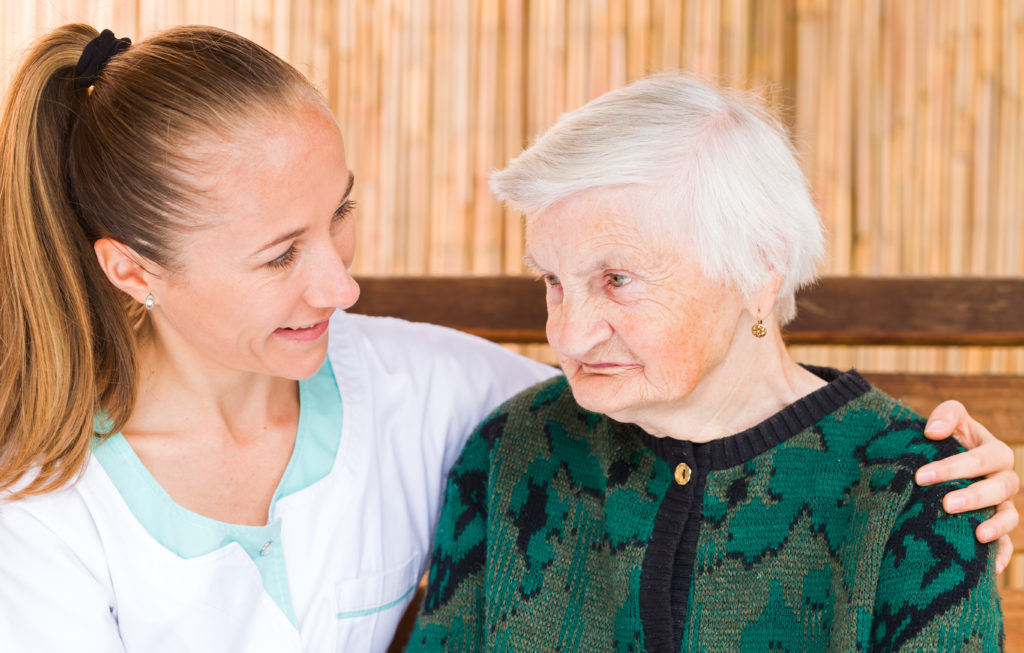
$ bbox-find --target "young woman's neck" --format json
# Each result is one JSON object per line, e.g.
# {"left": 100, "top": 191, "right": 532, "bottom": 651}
{"left": 124, "top": 328, "right": 298, "bottom": 443}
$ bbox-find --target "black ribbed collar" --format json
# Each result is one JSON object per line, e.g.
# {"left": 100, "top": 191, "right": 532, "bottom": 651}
{"left": 637, "top": 366, "right": 871, "bottom": 470}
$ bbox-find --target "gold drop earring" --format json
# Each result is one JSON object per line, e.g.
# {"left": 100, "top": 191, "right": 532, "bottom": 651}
{"left": 751, "top": 315, "right": 766, "bottom": 338}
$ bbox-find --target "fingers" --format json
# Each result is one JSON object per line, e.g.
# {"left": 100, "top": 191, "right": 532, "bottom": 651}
{"left": 972, "top": 500, "right": 1018, "bottom": 575}
{"left": 923, "top": 400, "right": 972, "bottom": 441}
{"left": 923, "top": 400, "right": 997, "bottom": 452}
{"left": 964, "top": 493, "right": 1019, "bottom": 530}
{"left": 995, "top": 536, "right": 1011, "bottom": 577}
{"left": 975, "top": 502, "right": 1019, "bottom": 576}
{"left": 916, "top": 439, "right": 1015, "bottom": 485}
{"left": 939, "top": 470, "right": 1020, "bottom": 516}
{"left": 918, "top": 403, "right": 1018, "bottom": 576}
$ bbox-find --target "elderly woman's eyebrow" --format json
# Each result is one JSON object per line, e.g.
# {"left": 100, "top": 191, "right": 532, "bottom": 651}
{"left": 521, "top": 253, "right": 544, "bottom": 273}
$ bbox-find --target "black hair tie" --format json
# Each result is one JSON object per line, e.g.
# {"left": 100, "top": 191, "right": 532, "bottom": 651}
{"left": 75, "top": 29, "right": 132, "bottom": 89}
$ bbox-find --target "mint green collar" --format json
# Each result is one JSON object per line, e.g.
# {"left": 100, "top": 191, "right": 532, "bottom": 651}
{"left": 92, "top": 360, "right": 342, "bottom": 624}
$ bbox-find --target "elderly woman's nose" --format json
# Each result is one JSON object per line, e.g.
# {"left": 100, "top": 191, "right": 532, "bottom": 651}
{"left": 549, "top": 296, "right": 613, "bottom": 356}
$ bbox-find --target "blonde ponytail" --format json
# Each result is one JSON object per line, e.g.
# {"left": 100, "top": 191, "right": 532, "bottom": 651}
{"left": 0, "top": 25, "right": 133, "bottom": 497}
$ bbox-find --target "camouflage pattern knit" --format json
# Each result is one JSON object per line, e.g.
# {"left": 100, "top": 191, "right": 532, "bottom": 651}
{"left": 409, "top": 367, "right": 1003, "bottom": 652}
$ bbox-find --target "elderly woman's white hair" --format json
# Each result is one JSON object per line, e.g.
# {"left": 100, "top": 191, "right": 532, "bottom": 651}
{"left": 490, "top": 74, "right": 824, "bottom": 324}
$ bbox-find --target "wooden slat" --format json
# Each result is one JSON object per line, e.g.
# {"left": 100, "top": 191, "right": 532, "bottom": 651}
{"left": 352, "top": 276, "right": 547, "bottom": 342}
{"left": 1013, "top": 494, "right": 1024, "bottom": 551}
{"left": 1004, "top": 588, "right": 1024, "bottom": 653}
{"left": 862, "top": 373, "right": 1024, "bottom": 445}
{"left": 788, "top": 277, "right": 1024, "bottom": 346}
{"left": 351, "top": 276, "right": 1024, "bottom": 347}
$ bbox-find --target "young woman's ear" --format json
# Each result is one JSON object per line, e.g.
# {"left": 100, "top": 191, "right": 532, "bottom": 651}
{"left": 93, "top": 238, "right": 155, "bottom": 305}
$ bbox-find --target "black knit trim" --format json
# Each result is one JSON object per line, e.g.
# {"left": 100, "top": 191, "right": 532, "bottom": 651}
{"left": 637, "top": 436, "right": 710, "bottom": 653}
{"left": 640, "top": 366, "right": 871, "bottom": 469}
{"left": 636, "top": 366, "right": 870, "bottom": 651}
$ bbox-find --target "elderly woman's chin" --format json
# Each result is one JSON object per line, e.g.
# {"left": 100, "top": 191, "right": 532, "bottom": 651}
{"left": 559, "top": 358, "right": 692, "bottom": 428}
{"left": 563, "top": 370, "right": 634, "bottom": 419}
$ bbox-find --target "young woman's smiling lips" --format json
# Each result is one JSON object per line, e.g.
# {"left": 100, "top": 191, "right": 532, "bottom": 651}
{"left": 274, "top": 317, "right": 331, "bottom": 342}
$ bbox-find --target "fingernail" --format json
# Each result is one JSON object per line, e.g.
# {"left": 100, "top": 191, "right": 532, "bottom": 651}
{"left": 997, "top": 560, "right": 1007, "bottom": 574}
{"left": 946, "top": 496, "right": 965, "bottom": 512}
{"left": 926, "top": 419, "right": 948, "bottom": 433}
{"left": 916, "top": 470, "right": 935, "bottom": 485}
{"left": 978, "top": 526, "right": 993, "bottom": 541}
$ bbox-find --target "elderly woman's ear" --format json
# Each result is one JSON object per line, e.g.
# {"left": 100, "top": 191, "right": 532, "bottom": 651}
{"left": 748, "top": 274, "right": 784, "bottom": 328}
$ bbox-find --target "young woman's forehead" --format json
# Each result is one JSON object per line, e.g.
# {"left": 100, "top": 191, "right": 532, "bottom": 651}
{"left": 170, "top": 107, "right": 348, "bottom": 253}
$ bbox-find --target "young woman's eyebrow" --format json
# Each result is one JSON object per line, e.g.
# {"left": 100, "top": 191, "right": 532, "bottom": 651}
{"left": 254, "top": 228, "right": 306, "bottom": 257}
{"left": 334, "top": 172, "right": 356, "bottom": 215}
{"left": 253, "top": 172, "right": 355, "bottom": 256}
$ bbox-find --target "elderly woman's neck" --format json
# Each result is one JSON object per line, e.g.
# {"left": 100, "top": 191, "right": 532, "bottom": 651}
{"left": 629, "top": 336, "right": 827, "bottom": 443}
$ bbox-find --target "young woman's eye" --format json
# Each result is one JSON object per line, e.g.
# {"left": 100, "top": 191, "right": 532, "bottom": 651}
{"left": 331, "top": 200, "right": 357, "bottom": 225}
{"left": 607, "top": 273, "right": 632, "bottom": 288}
{"left": 267, "top": 245, "right": 298, "bottom": 270}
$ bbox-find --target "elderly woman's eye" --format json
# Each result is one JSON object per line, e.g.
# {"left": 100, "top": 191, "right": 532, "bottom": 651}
{"left": 543, "top": 274, "right": 561, "bottom": 287}
{"left": 607, "top": 273, "right": 632, "bottom": 288}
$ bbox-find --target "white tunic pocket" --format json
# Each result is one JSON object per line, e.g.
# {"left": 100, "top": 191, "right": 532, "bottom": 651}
{"left": 333, "top": 554, "right": 422, "bottom": 652}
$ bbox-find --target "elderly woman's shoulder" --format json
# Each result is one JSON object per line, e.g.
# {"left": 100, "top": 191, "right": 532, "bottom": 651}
{"left": 833, "top": 381, "right": 967, "bottom": 462}
{"left": 482, "top": 373, "right": 575, "bottom": 422}
{"left": 473, "top": 373, "right": 617, "bottom": 443}
{"left": 504, "top": 373, "right": 573, "bottom": 407}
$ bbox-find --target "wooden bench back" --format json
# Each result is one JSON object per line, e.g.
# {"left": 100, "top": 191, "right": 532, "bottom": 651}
{"left": 353, "top": 276, "right": 1024, "bottom": 347}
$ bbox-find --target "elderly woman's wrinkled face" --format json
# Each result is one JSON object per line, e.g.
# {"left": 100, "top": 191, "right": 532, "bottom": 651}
{"left": 524, "top": 186, "right": 748, "bottom": 430}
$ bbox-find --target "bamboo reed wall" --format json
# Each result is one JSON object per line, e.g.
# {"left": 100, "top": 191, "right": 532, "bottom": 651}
{"left": 2, "top": 0, "right": 1022, "bottom": 377}
{"left": 2, "top": 0, "right": 1023, "bottom": 592}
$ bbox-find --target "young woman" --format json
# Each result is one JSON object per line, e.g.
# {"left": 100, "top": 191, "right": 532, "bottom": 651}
{"left": 0, "top": 25, "right": 1016, "bottom": 653}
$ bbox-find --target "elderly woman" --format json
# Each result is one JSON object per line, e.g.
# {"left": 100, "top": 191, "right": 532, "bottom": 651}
{"left": 409, "top": 76, "right": 1005, "bottom": 651}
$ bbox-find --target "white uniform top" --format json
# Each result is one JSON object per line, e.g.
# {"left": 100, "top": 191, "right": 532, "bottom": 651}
{"left": 0, "top": 313, "right": 559, "bottom": 652}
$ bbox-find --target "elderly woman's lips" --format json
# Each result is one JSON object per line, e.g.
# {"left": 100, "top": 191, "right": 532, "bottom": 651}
{"left": 580, "top": 361, "right": 636, "bottom": 370}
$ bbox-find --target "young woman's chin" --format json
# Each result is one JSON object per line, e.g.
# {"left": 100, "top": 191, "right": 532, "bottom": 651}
{"left": 268, "top": 339, "right": 330, "bottom": 381}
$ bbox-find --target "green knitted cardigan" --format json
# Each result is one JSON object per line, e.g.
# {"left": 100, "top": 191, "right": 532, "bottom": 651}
{"left": 409, "top": 367, "right": 1003, "bottom": 652}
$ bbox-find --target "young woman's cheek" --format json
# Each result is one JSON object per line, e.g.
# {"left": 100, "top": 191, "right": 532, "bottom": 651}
{"left": 335, "top": 221, "right": 357, "bottom": 268}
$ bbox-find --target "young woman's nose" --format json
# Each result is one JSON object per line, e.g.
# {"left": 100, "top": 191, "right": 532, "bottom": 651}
{"left": 303, "top": 246, "right": 360, "bottom": 310}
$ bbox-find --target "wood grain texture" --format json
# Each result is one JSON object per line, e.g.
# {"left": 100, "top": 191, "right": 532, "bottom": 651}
{"left": 1004, "top": 588, "right": 1024, "bottom": 653}
{"left": 351, "top": 275, "right": 547, "bottom": 342}
{"left": 787, "top": 277, "right": 1024, "bottom": 346}
{"left": 862, "top": 373, "right": 1024, "bottom": 445}
{"left": 351, "top": 276, "right": 1024, "bottom": 347}
{"left": 1014, "top": 496, "right": 1024, "bottom": 550}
